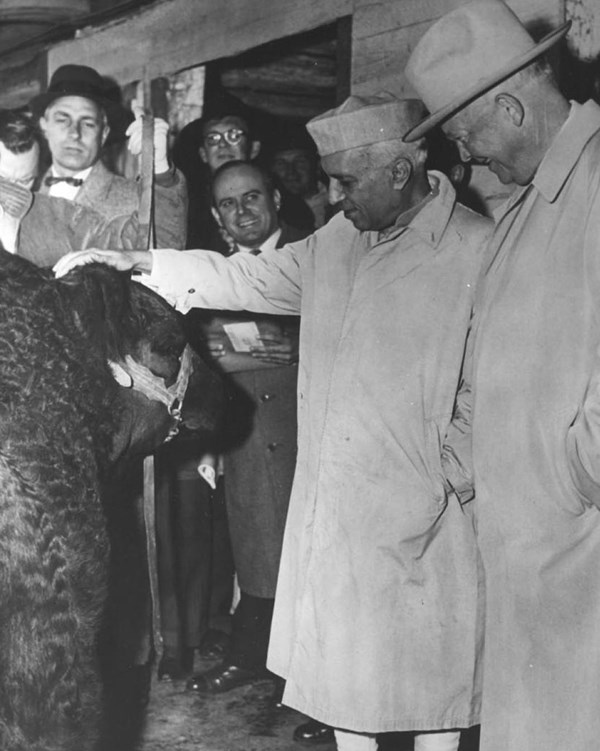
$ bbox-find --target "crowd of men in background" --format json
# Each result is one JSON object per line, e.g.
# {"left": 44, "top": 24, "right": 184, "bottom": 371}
{"left": 4, "top": 1, "right": 600, "bottom": 750}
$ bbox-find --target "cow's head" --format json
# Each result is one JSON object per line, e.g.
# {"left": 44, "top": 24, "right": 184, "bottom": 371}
{"left": 1, "top": 251, "right": 223, "bottom": 465}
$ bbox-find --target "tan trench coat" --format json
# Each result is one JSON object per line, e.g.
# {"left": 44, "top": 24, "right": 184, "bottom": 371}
{"left": 464, "top": 101, "right": 600, "bottom": 751}
{"left": 145, "top": 172, "right": 491, "bottom": 732}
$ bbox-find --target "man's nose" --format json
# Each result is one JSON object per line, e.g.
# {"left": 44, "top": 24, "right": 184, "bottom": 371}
{"left": 328, "top": 179, "right": 344, "bottom": 205}
{"left": 67, "top": 121, "right": 82, "bottom": 140}
{"left": 456, "top": 142, "right": 472, "bottom": 163}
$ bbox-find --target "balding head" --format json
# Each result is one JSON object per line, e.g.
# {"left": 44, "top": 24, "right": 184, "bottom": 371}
{"left": 211, "top": 161, "right": 281, "bottom": 248}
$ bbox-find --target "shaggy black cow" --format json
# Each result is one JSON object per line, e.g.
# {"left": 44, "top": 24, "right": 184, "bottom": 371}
{"left": 0, "top": 250, "right": 222, "bottom": 751}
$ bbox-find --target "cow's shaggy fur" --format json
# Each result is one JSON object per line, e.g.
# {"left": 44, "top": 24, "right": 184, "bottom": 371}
{"left": 0, "top": 251, "right": 219, "bottom": 750}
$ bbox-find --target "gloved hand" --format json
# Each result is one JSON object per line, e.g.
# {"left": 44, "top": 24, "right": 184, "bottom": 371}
{"left": 126, "top": 100, "right": 170, "bottom": 174}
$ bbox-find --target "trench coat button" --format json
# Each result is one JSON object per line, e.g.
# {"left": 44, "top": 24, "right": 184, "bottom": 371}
{"left": 188, "top": 288, "right": 196, "bottom": 294}
{"left": 260, "top": 392, "right": 275, "bottom": 402}
{"left": 267, "top": 442, "right": 279, "bottom": 452}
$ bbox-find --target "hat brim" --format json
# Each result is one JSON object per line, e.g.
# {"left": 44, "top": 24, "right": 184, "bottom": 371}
{"left": 403, "top": 21, "right": 570, "bottom": 142}
{"left": 30, "top": 90, "right": 134, "bottom": 137}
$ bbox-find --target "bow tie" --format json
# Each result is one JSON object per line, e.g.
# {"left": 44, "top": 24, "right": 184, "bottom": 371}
{"left": 44, "top": 176, "right": 84, "bottom": 188}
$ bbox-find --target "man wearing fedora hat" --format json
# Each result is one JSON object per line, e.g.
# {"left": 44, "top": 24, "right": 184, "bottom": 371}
{"left": 53, "top": 92, "right": 491, "bottom": 750}
{"left": 405, "top": 2, "right": 600, "bottom": 750}
{"left": 29, "top": 64, "right": 187, "bottom": 250}
{"left": 0, "top": 108, "right": 167, "bottom": 264}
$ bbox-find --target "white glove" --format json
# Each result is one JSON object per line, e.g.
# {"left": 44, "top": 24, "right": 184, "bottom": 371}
{"left": 126, "top": 100, "right": 170, "bottom": 174}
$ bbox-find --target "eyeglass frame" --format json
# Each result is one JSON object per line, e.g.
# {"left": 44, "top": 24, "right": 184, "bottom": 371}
{"left": 203, "top": 128, "right": 248, "bottom": 147}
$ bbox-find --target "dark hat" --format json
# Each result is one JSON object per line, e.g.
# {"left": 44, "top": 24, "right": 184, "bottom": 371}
{"left": 29, "top": 64, "right": 133, "bottom": 134}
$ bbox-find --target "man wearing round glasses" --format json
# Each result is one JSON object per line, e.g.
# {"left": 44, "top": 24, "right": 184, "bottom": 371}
{"left": 199, "top": 116, "right": 261, "bottom": 174}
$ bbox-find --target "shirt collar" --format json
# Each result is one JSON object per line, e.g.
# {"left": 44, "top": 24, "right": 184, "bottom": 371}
{"left": 533, "top": 100, "right": 600, "bottom": 203}
{"left": 374, "top": 171, "right": 455, "bottom": 248}
{"left": 236, "top": 227, "right": 282, "bottom": 254}
{"left": 50, "top": 165, "right": 93, "bottom": 182}
{"left": 47, "top": 165, "right": 93, "bottom": 200}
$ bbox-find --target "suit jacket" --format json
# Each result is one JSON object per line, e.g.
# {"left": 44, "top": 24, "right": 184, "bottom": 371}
{"left": 18, "top": 193, "right": 146, "bottom": 267}
{"left": 38, "top": 161, "right": 188, "bottom": 250}
{"left": 194, "top": 221, "right": 307, "bottom": 598}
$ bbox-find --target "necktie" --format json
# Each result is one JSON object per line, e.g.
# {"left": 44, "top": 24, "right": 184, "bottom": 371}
{"left": 44, "top": 176, "right": 84, "bottom": 188}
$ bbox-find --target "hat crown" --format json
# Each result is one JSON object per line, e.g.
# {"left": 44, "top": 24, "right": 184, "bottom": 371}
{"left": 48, "top": 64, "right": 106, "bottom": 94}
{"left": 307, "top": 93, "right": 425, "bottom": 157}
{"left": 406, "top": 0, "right": 538, "bottom": 115}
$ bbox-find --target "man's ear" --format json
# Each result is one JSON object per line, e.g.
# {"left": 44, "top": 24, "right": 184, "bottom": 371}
{"left": 211, "top": 206, "right": 223, "bottom": 226}
{"left": 273, "top": 188, "right": 282, "bottom": 212}
{"left": 495, "top": 93, "right": 524, "bottom": 127}
{"left": 391, "top": 158, "right": 412, "bottom": 191}
{"left": 39, "top": 116, "right": 48, "bottom": 137}
{"left": 199, "top": 147, "right": 208, "bottom": 164}
{"left": 249, "top": 140, "right": 261, "bottom": 160}
{"left": 101, "top": 124, "right": 110, "bottom": 147}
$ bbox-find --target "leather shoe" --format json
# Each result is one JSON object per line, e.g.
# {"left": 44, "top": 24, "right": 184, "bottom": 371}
{"left": 186, "top": 663, "right": 266, "bottom": 693}
{"left": 293, "top": 719, "right": 335, "bottom": 745}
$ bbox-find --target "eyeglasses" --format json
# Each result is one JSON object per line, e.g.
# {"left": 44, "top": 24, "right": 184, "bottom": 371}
{"left": 204, "top": 128, "right": 247, "bottom": 147}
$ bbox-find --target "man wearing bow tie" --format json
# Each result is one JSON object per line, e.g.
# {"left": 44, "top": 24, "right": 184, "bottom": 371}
{"left": 29, "top": 64, "right": 187, "bottom": 255}
{"left": 0, "top": 108, "right": 169, "bottom": 266}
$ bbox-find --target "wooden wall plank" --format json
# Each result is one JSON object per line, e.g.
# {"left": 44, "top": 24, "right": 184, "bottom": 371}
{"left": 48, "top": 0, "right": 352, "bottom": 85}
{"left": 351, "top": 0, "right": 565, "bottom": 98}
{"left": 351, "top": 22, "right": 431, "bottom": 97}
{"left": 353, "top": 0, "right": 564, "bottom": 41}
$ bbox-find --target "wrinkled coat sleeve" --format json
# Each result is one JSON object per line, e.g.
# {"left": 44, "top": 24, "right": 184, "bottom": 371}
{"left": 143, "top": 241, "right": 305, "bottom": 315}
{"left": 442, "top": 324, "right": 475, "bottom": 504}
{"left": 566, "top": 357, "right": 600, "bottom": 508}
{"left": 565, "top": 170, "right": 600, "bottom": 509}
{"left": 153, "top": 168, "right": 188, "bottom": 250}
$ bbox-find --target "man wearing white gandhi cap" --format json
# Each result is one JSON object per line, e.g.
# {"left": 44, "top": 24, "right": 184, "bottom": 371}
{"left": 54, "top": 93, "right": 491, "bottom": 750}
{"left": 405, "top": 2, "right": 600, "bottom": 751}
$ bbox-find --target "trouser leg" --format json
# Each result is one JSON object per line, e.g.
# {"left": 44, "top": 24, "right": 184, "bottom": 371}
{"left": 173, "top": 458, "right": 212, "bottom": 648}
{"left": 207, "top": 476, "right": 234, "bottom": 635}
{"left": 333, "top": 729, "right": 377, "bottom": 750}
{"left": 414, "top": 731, "right": 461, "bottom": 751}
{"left": 228, "top": 591, "right": 274, "bottom": 670}
{"left": 155, "top": 451, "right": 180, "bottom": 652}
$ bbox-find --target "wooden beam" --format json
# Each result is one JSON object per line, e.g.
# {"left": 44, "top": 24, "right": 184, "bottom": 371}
{"left": 353, "top": 0, "right": 563, "bottom": 41}
{"left": 48, "top": 0, "right": 352, "bottom": 85}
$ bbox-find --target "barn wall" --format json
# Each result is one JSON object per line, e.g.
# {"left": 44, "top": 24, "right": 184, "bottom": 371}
{"left": 45, "top": 0, "right": 565, "bottom": 93}
{"left": 47, "top": 0, "right": 352, "bottom": 83}
{"left": 352, "top": 0, "right": 565, "bottom": 96}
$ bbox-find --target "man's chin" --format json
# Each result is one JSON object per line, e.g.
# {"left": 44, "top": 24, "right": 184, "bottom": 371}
{"left": 344, "top": 211, "right": 366, "bottom": 230}
{"left": 57, "top": 157, "right": 92, "bottom": 173}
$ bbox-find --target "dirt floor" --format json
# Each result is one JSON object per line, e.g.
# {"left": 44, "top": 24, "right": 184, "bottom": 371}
{"left": 139, "top": 655, "right": 480, "bottom": 751}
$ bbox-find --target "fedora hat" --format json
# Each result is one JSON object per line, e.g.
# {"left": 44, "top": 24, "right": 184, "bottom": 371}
{"left": 403, "top": 0, "right": 570, "bottom": 142}
{"left": 29, "top": 64, "right": 133, "bottom": 135}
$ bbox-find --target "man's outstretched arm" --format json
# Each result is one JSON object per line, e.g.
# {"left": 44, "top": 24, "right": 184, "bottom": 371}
{"left": 53, "top": 243, "right": 304, "bottom": 316}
